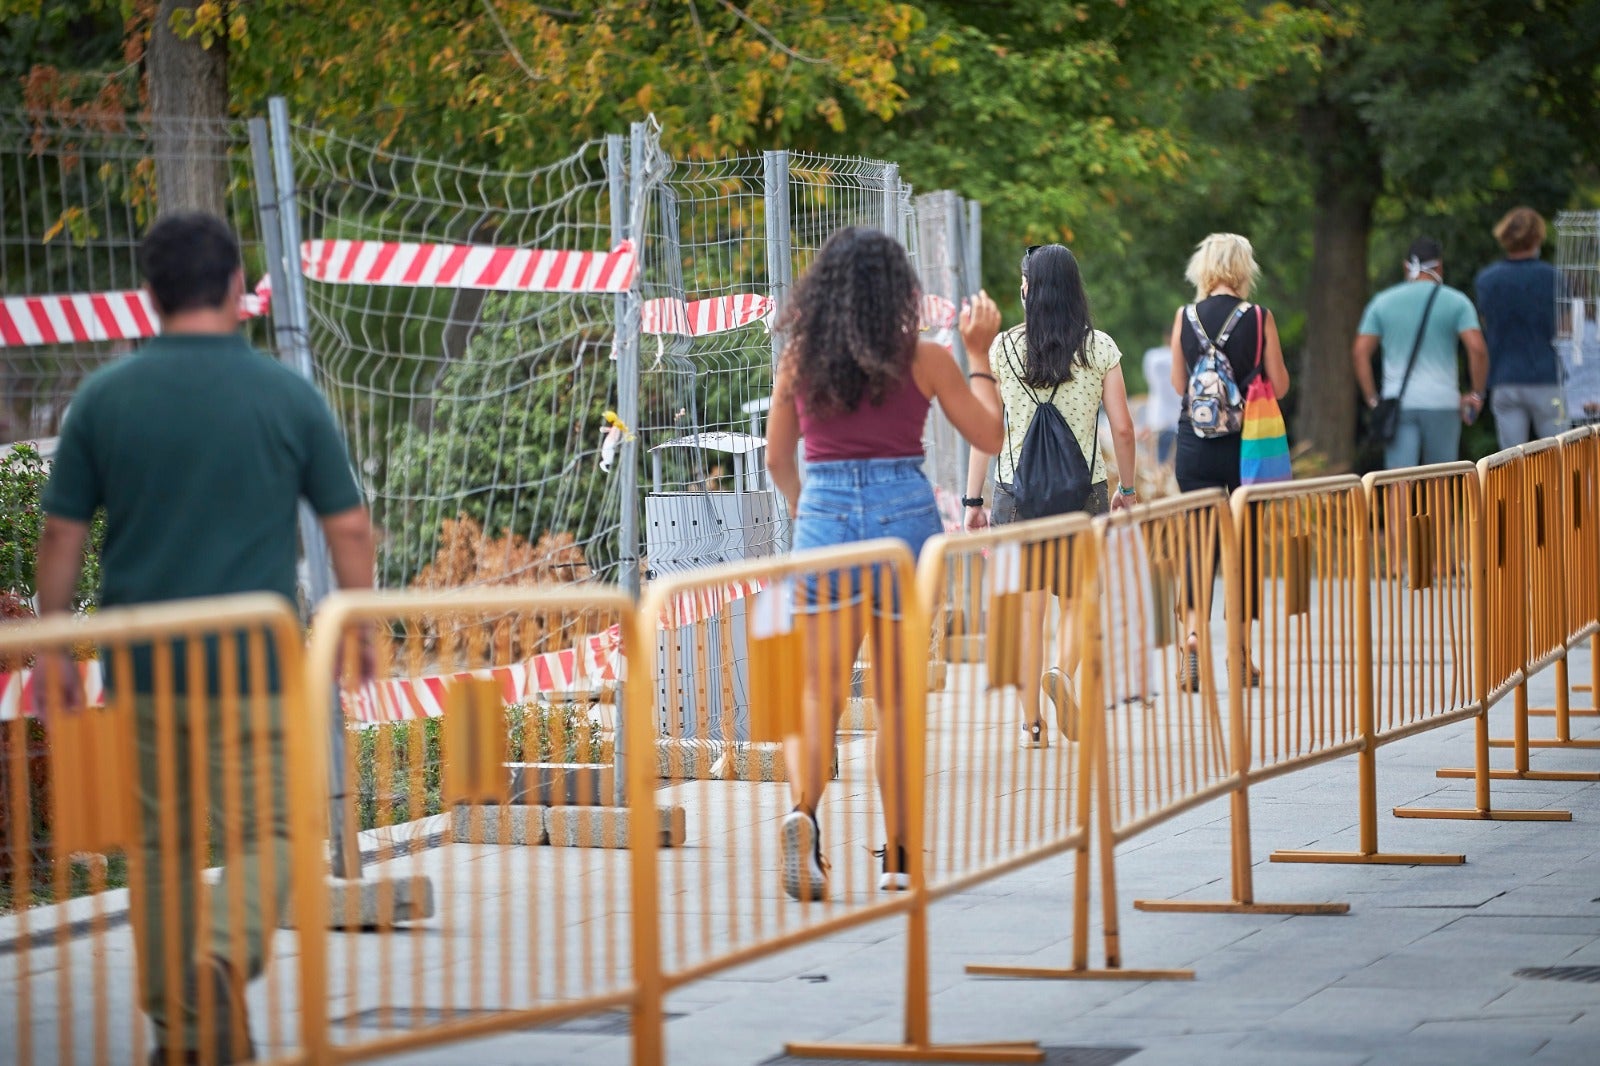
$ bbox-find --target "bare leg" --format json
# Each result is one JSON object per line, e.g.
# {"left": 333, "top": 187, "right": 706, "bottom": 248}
{"left": 1017, "top": 590, "right": 1048, "bottom": 730}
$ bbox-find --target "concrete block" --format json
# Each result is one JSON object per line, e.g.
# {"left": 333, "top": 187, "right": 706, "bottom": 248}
{"left": 507, "top": 762, "right": 613, "bottom": 806}
{"left": 656, "top": 737, "right": 838, "bottom": 781}
{"left": 450, "top": 804, "right": 548, "bottom": 845}
{"left": 840, "top": 697, "right": 877, "bottom": 730}
{"left": 546, "top": 805, "right": 687, "bottom": 848}
{"left": 289, "top": 874, "right": 436, "bottom": 929}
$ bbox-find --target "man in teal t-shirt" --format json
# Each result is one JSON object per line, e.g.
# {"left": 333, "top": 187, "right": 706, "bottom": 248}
{"left": 31, "top": 212, "right": 375, "bottom": 1064}
{"left": 1352, "top": 237, "right": 1489, "bottom": 469}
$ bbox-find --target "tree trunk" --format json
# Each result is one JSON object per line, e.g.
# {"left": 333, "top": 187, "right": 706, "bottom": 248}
{"left": 1297, "top": 97, "right": 1381, "bottom": 472}
{"left": 147, "top": 1, "right": 229, "bottom": 218}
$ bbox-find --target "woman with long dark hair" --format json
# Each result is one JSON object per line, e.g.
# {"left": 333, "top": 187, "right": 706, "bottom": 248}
{"left": 963, "top": 243, "right": 1139, "bottom": 746}
{"left": 766, "top": 226, "right": 1003, "bottom": 901}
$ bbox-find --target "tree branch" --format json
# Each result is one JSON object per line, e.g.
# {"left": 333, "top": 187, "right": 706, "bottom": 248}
{"left": 713, "top": 0, "right": 827, "bottom": 65}
{"left": 686, "top": 0, "right": 728, "bottom": 101}
{"left": 480, "top": 0, "right": 546, "bottom": 83}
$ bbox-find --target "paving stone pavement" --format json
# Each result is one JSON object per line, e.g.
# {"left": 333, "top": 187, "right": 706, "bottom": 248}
{"left": 383, "top": 645, "right": 1600, "bottom": 1066}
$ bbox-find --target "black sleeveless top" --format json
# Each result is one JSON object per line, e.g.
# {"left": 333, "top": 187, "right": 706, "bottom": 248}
{"left": 1177, "top": 295, "right": 1265, "bottom": 431}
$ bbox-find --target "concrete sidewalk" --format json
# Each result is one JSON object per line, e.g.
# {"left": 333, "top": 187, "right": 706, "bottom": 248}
{"left": 389, "top": 646, "right": 1600, "bottom": 1066}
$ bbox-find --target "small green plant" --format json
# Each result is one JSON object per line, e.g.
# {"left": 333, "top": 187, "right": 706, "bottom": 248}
{"left": 0, "top": 442, "right": 104, "bottom": 612}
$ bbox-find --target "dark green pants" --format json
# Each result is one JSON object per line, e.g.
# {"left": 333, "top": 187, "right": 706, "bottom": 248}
{"left": 131, "top": 694, "right": 289, "bottom": 1050}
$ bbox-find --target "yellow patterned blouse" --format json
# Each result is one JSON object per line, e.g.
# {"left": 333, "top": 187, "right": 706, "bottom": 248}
{"left": 989, "top": 324, "right": 1121, "bottom": 486}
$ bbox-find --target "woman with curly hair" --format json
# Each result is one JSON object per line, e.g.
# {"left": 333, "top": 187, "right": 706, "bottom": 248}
{"left": 766, "top": 225, "right": 1003, "bottom": 901}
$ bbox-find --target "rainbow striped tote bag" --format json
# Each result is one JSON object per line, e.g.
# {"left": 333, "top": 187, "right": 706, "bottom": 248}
{"left": 1240, "top": 306, "right": 1292, "bottom": 485}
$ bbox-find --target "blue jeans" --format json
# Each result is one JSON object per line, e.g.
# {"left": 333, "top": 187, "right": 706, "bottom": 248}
{"left": 1384, "top": 407, "right": 1461, "bottom": 470}
{"left": 792, "top": 458, "right": 941, "bottom": 616}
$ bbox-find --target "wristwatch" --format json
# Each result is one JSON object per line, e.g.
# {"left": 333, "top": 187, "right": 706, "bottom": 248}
{"left": 961, "top": 496, "right": 985, "bottom": 508}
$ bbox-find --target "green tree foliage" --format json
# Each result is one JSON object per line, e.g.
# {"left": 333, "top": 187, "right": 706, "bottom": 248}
{"left": 380, "top": 294, "right": 620, "bottom": 586}
{"left": 0, "top": 443, "right": 103, "bottom": 613}
{"left": 1157, "top": 1, "right": 1600, "bottom": 467}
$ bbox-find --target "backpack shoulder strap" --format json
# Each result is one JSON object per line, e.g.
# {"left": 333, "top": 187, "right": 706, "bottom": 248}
{"left": 1003, "top": 331, "right": 1044, "bottom": 404}
{"left": 1183, "top": 304, "right": 1213, "bottom": 357}
{"left": 1212, "top": 301, "right": 1252, "bottom": 350}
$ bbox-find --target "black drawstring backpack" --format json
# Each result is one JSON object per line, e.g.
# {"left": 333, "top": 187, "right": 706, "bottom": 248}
{"left": 1003, "top": 335, "right": 1098, "bottom": 519}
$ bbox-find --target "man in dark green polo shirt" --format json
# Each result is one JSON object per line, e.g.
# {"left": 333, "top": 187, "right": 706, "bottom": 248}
{"left": 31, "top": 212, "right": 375, "bottom": 1064}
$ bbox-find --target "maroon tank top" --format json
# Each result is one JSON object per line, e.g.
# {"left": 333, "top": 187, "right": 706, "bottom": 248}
{"left": 795, "top": 372, "right": 930, "bottom": 462}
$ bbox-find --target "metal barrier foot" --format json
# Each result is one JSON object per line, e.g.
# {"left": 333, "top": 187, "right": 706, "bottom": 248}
{"left": 784, "top": 1040, "right": 1047, "bottom": 1063}
{"left": 1393, "top": 804, "right": 1572, "bottom": 821}
{"left": 1132, "top": 898, "right": 1349, "bottom": 916}
{"left": 1528, "top": 707, "right": 1600, "bottom": 717}
{"left": 1487, "top": 737, "right": 1600, "bottom": 748}
{"left": 1436, "top": 766, "right": 1600, "bottom": 782}
{"left": 966, "top": 963, "right": 1194, "bottom": 982}
{"left": 1269, "top": 848, "right": 1465, "bottom": 865}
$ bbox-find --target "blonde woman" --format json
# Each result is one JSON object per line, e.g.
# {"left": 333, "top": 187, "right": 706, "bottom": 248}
{"left": 1169, "top": 233, "right": 1290, "bottom": 688}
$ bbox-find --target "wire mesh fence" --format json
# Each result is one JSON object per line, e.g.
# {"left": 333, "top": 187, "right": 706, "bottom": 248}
{"left": 286, "top": 120, "right": 638, "bottom": 593}
{"left": 0, "top": 105, "right": 987, "bottom": 928}
{"left": 1555, "top": 210, "right": 1600, "bottom": 423}
{"left": 0, "top": 113, "right": 273, "bottom": 448}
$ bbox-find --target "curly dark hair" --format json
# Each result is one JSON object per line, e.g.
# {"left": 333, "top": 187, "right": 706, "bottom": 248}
{"left": 779, "top": 226, "right": 921, "bottom": 419}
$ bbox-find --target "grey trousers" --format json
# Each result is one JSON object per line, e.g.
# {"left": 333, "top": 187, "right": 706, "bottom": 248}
{"left": 1491, "top": 384, "right": 1564, "bottom": 448}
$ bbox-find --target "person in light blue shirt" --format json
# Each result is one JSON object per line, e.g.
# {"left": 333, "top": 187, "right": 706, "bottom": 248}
{"left": 1352, "top": 237, "right": 1489, "bottom": 469}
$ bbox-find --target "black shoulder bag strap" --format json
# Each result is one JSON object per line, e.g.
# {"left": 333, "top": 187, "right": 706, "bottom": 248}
{"left": 1394, "top": 284, "right": 1443, "bottom": 407}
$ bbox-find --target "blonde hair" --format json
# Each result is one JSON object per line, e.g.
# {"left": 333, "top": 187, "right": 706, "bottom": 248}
{"left": 1185, "top": 232, "right": 1260, "bottom": 301}
{"left": 1493, "top": 206, "right": 1546, "bottom": 255}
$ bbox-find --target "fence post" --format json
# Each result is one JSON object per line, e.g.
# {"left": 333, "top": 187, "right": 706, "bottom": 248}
{"left": 763, "top": 150, "right": 792, "bottom": 376}
{"left": 608, "top": 130, "right": 640, "bottom": 806}
{"left": 262, "top": 98, "right": 362, "bottom": 882}
{"left": 960, "top": 196, "right": 972, "bottom": 291}
{"left": 882, "top": 163, "right": 901, "bottom": 242}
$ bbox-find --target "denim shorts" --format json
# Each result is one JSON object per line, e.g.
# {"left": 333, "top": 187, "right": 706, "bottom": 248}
{"left": 792, "top": 458, "right": 941, "bottom": 616}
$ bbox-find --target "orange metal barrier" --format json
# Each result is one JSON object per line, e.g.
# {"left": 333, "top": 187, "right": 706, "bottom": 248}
{"left": 1133, "top": 478, "right": 1359, "bottom": 919}
{"left": 640, "top": 539, "right": 1043, "bottom": 1064}
{"left": 1513, "top": 427, "right": 1600, "bottom": 740}
{"left": 303, "top": 588, "right": 655, "bottom": 1063}
{"left": 0, "top": 594, "right": 327, "bottom": 1066}
{"left": 1078, "top": 492, "right": 1243, "bottom": 977}
{"left": 1440, "top": 445, "right": 1598, "bottom": 787}
{"left": 1272, "top": 464, "right": 1565, "bottom": 869}
{"left": 912, "top": 515, "right": 1109, "bottom": 981}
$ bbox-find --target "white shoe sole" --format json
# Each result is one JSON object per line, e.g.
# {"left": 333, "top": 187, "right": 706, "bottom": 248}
{"left": 878, "top": 871, "right": 911, "bottom": 891}
{"left": 1042, "top": 669, "right": 1078, "bottom": 742}
{"left": 781, "top": 811, "right": 827, "bottom": 901}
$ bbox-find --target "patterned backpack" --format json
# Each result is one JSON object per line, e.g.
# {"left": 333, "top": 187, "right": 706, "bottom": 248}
{"left": 1183, "top": 301, "right": 1252, "bottom": 438}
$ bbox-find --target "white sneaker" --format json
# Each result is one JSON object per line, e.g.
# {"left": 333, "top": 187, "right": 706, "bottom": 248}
{"left": 781, "top": 808, "right": 828, "bottom": 901}
{"left": 1042, "top": 668, "right": 1078, "bottom": 742}
{"left": 876, "top": 843, "right": 910, "bottom": 891}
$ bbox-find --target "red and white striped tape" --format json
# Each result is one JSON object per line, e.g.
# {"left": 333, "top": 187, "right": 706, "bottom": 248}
{"left": 0, "top": 633, "right": 607, "bottom": 726}
{"left": 0, "top": 659, "right": 104, "bottom": 721}
{"left": 640, "top": 294, "right": 774, "bottom": 337}
{"left": 0, "top": 277, "right": 272, "bottom": 350}
{"left": 658, "top": 578, "right": 766, "bottom": 630}
{"left": 920, "top": 294, "right": 957, "bottom": 332}
{"left": 301, "top": 239, "right": 638, "bottom": 294}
